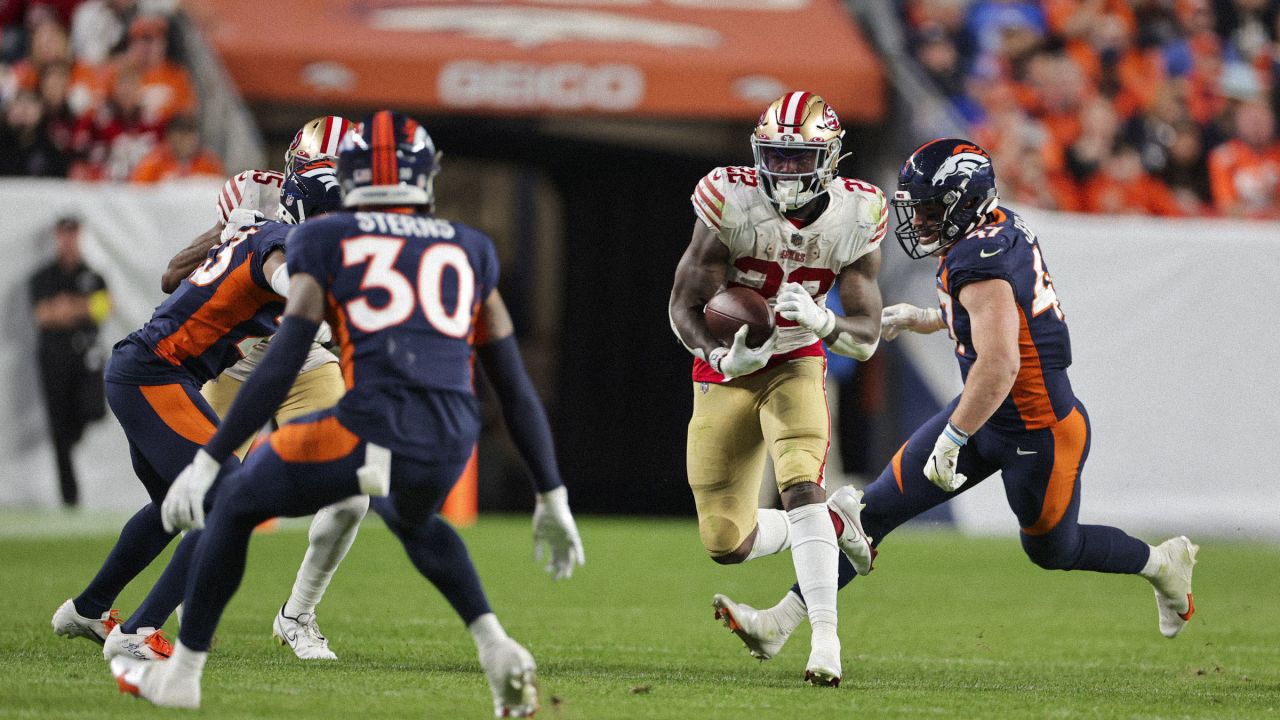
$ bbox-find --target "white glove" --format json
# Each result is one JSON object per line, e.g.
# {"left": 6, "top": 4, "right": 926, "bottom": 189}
{"left": 881, "top": 303, "right": 944, "bottom": 341}
{"left": 775, "top": 282, "right": 836, "bottom": 337}
{"left": 220, "top": 207, "right": 263, "bottom": 241}
{"left": 709, "top": 324, "right": 779, "bottom": 380}
{"left": 923, "top": 422, "right": 969, "bottom": 492}
{"left": 532, "top": 486, "right": 584, "bottom": 580}
{"left": 162, "top": 449, "right": 222, "bottom": 532}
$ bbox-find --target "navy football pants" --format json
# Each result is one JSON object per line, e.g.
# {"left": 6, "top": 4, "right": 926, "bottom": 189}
{"left": 179, "top": 409, "right": 490, "bottom": 652}
{"left": 793, "top": 397, "right": 1150, "bottom": 598}
{"left": 74, "top": 381, "right": 238, "bottom": 620}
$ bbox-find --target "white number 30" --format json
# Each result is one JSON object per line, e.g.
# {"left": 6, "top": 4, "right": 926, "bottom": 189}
{"left": 342, "top": 236, "right": 476, "bottom": 337}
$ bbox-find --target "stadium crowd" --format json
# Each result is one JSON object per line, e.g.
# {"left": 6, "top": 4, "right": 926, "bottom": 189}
{"left": 906, "top": 0, "right": 1280, "bottom": 218}
{"left": 0, "top": 0, "right": 222, "bottom": 182}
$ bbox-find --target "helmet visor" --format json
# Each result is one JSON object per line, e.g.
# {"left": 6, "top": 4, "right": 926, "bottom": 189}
{"left": 758, "top": 144, "right": 821, "bottom": 176}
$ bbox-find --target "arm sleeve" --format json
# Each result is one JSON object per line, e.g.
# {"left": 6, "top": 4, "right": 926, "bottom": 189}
{"left": 476, "top": 335, "right": 563, "bottom": 493}
{"left": 204, "top": 315, "right": 319, "bottom": 462}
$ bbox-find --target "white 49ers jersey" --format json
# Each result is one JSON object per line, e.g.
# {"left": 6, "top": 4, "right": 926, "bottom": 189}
{"left": 213, "top": 169, "right": 337, "bottom": 379}
{"left": 216, "top": 169, "right": 285, "bottom": 224}
{"left": 692, "top": 166, "right": 887, "bottom": 356}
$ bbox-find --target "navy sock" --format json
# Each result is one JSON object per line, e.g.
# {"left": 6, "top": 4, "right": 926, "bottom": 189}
{"left": 373, "top": 500, "right": 492, "bottom": 625}
{"left": 123, "top": 530, "right": 201, "bottom": 633}
{"left": 75, "top": 503, "right": 174, "bottom": 617}
{"left": 178, "top": 510, "right": 256, "bottom": 652}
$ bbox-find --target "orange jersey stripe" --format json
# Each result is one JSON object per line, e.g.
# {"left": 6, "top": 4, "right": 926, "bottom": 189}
{"left": 1011, "top": 307, "right": 1058, "bottom": 429}
{"left": 891, "top": 441, "right": 907, "bottom": 494}
{"left": 938, "top": 264, "right": 950, "bottom": 293}
{"left": 152, "top": 259, "right": 278, "bottom": 367}
{"left": 325, "top": 293, "right": 356, "bottom": 391}
{"left": 139, "top": 384, "right": 217, "bottom": 445}
{"left": 269, "top": 414, "right": 361, "bottom": 463}
{"left": 1022, "top": 407, "right": 1087, "bottom": 536}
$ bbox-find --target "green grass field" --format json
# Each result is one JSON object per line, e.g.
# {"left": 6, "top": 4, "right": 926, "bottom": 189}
{"left": 0, "top": 514, "right": 1277, "bottom": 719}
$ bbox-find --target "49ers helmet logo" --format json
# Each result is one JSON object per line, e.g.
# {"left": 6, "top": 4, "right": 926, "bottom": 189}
{"left": 822, "top": 104, "right": 841, "bottom": 132}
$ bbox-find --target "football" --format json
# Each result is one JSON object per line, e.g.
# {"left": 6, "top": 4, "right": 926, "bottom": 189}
{"left": 704, "top": 287, "right": 774, "bottom": 348}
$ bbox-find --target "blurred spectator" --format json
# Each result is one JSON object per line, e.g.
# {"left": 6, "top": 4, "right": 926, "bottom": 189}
{"left": 1083, "top": 140, "right": 1186, "bottom": 215}
{"left": 70, "top": 0, "right": 137, "bottom": 66}
{"left": 904, "top": 0, "right": 1279, "bottom": 219}
{"left": 112, "top": 13, "right": 192, "bottom": 126}
{"left": 69, "top": 64, "right": 161, "bottom": 179}
{"left": 28, "top": 215, "right": 111, "bottom": 508}
{"left": 129, "top": 112, "right": 221, "bottom": 182}
{"left": 1208, "top": 98, "right": 1280, "bottom": 216}
{"left": 0, "top": 88, "right": 67, "bottom": 175}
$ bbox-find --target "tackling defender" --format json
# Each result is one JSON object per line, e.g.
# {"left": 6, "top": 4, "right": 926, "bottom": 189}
{"left": 112, "top": 111, "right": 579, "bottom": 718}
{"left": 50, "top": 167, "right": 343, "bottom": 663}
{"left": 669, "top": 91, "right": 885, "bottom": 685}
{"left": 160, "top": 117, "right": 368, "bottom": 661}
{"left": 712, "top": 138, "right": 1198, "bottom": 659}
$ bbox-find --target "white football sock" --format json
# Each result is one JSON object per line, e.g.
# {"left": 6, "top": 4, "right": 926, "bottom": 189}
{"left": 787, "top": 502, "right": 839, "bottom": 637}
{"left": 285, "top": 496, "right": 368, "bottom": 617}
{"left": 468, "top": 613, "right": 508, "bottom": 649}
{"left": 769, "top": 590, "right": 808, "bottom": 634}
{"left": 1139, "top": 544, "right": 1163, "bottom": 580}
{"left": 744, "top": 509, "right": 792, "bottom": 561}
{"left": 170, "top": 641, "right": 208, "bottom": 675}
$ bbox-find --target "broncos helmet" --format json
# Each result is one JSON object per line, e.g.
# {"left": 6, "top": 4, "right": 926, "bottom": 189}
{"left": 892, "top": 138, "right": 999, "bottom": 259}
{"left": 337, "top": 110, "right": 440, "bottom": 209}
{"left": 284, "top": 116, "right": 353, "bottom": 175}
{"left": 278, "top": 160, "right": 342, "bottom": 225}
{"left": 751, "top": 91, "right": 846, "bottom": 212}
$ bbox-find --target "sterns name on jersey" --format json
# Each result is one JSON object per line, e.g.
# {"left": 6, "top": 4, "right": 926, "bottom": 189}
{"left": 355, "top": 212, "right": 456, "bottom": 239}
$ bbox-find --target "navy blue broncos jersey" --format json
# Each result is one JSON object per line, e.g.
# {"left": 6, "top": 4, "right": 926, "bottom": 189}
{"left": 285, "top": 210, "right": 500, "bottom": 460}
{"left": 108, "top": 221, "right": 288, "bottom": 386}
{"left": 937, "top": 206, "right": 1075, "bottom": 432}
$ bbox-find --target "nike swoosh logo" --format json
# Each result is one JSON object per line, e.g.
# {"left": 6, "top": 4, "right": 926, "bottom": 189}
{"left": 980, "top": 248, "right": 1003, "bottom": 258}
{"left": 1016, "top": 448, "right": 1036, "bottom": 455}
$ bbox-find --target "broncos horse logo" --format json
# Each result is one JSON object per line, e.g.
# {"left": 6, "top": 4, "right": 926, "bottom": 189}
{"left": 931, "top": 151, "right": 991, "bottom": 186}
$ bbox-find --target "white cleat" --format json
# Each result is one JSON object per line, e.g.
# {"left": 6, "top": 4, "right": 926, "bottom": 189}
{"left": 804, "top": 630, "right": 842, "bottom": 687}
{"left": 111, "top": 655, "right": 200, "bottom": 709}
{"left": 478, "top": 637, "right": 539, "bottom": 718}
{"left": 712, "top": 594, "right": 792, "bottom": 661}
{"left": 273, "top": 604, "right": 337, "bottom": 660}
{"left": 52, "top": 599, "right": 119, "bottom": 645}
{"left": 104, "top": 624, "right": 173, "bottom": 661}
{"left": 827, "top": 486, "right": 876, "bottom": 576}
{"left": 1148, "top": 536, "right": 1199, "bottom": 638}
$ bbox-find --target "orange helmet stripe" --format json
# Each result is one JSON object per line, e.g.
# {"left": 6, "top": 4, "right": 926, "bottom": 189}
{"left": 371, "top": 111, "right": 395, "bottom": 186}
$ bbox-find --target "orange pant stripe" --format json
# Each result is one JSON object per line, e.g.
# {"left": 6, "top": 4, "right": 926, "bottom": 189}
{"left": 270, "top": 415, "right": 361, "bottom": 464}
{"left": 139, "top": 384, "right": 217, "bottom": 445}
{"left": 1022, "top": 407, "right": 1087, "bottom": 536}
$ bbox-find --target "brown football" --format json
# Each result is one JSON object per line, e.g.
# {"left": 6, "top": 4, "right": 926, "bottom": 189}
{"left": 704, "top": 287, "right": 774, "bottom": 348}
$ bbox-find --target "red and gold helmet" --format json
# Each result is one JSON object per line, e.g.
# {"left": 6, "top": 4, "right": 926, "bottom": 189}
{"left": 284, "top": 116, "right": 353, "bottom": 174}
{"left": 750, "top": 91, "right": 845, "bottom": 211}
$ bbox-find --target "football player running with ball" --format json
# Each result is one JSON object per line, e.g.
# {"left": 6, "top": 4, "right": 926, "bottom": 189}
{"left": 669, "top": 91, "right": 887, "bottom": 686}
{"left": 112, "top": 111, "right": 579, "bottom": 718}
{"left": 713, "top": 138, "right": 1198, "bottom": 662}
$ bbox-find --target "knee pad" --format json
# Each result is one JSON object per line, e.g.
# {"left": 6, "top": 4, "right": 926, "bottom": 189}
{"left": 1021, "top": 532, "right": 1080, "bottom": 571}
{"left": 773, "top": 442, "right": 825, "bottom": 491}
{"left": 699, "top": 514, "right": 750, "bottom": 559}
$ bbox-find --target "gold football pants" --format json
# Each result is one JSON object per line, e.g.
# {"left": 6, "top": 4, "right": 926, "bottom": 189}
{"left": 686, "top": 356, "right": 829, "bottom": 557}
{"left": 201, "top": 362, "right": 346, "bottom": 460}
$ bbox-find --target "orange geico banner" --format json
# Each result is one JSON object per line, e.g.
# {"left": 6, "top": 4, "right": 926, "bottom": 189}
{"left": 189, "top": 0, "right": 886, "bottom": 122}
